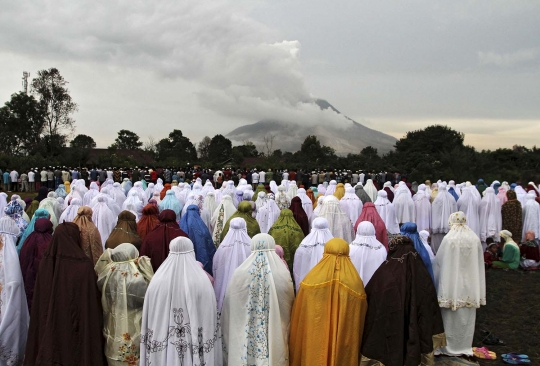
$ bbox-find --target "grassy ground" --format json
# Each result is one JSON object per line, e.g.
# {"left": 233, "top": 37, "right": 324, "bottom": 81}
{"left": 474, "top": 268, "right": 539, "bottom": 365}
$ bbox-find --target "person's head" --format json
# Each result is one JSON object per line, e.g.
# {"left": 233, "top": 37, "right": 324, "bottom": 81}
{"left": 525, "top": 231, "right": 535, "bottom": 242}
{"left": 488, "top": 243, "right": 499, "bottom": 254}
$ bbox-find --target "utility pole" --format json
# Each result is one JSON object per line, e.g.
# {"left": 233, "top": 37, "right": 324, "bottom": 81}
{"left": 22, "top": 71, "right": 30, "bottom": 94}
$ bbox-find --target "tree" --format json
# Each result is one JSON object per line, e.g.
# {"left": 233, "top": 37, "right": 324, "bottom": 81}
{"left": 155, "top": 129, "right": 197, "bottom": 163}
{"left": 0, "top": 92, "right": 46, "bottom": 155}
{"left": 207, "top": 135, "right": 232, "bottom": 164}
{"left": 70, "top": 134, "right": 96, "bottom": 149}
{"left": 31, "top": 68, "right": 78, "bottom": 145}
{"left": 109, "top": 129, "right": 143, "bottom": 150}
{"left": 143, "top": 136, "right": 157, "bottom": 156}
{"left": 197, "top": 136, "right": 212, "bottom": 161}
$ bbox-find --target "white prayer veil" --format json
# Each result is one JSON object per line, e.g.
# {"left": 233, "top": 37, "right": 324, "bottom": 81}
{"left": 363, "top": 179, "right": 378, "bottom": 202}
{"left": 92, "top": 196, "right": 118, "bottom": 248}
{"left": 374, "top": 190, "right": 400, "bottom": 234}
{"left": 324, "top": 180, "right": 337, "bottom": 196}
{"left": 349, "top": 221, "right": 387, "bottom": 286}
{"left": 58, "top": 197, "right": 82, "bottom": 223}
{"left": 393, "top": 182, "right": 416, "bottom": 224}
{"left": 292, "top": 217, "right": 334, "bottom": 291}
{"left": 522, "top": 193, "right": 540, "bottom": 240}
{"left": 479, "top": 187, "right": 502, "bottom": 242}
{"left": 317, "top": 196, "right": 354, "bottom": 243}
{"left": 339, "top": 187, "right": 363, "bottom": 225}
{"left": 432, "top": 183, "right": 458, "bottom": 234}
{"left": 457, "top": 187, "right": 481, "bottom": 237}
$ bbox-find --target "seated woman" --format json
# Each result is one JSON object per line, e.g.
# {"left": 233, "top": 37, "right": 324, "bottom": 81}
{"left": 520, "top": 230, "right": 540, "bottom": 270}
{"left": 483, "top": 241, "right": 499, "bottom": 269}
{"left": 492, "top": 230, "right": 521, "bottom": 269}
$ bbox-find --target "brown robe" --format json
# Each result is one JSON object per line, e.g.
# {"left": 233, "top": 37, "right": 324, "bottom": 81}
{"left": 24, "top": 222, "right": 105, "bottom": 365}
{"left": 73, "top": 206, "right": 103, "bottom": 265}
{"left": 361, "top": 235, "right": 446, "bottom": 366}
{"left": 105, "top": 210, "right": 142, "bottom": 250}
{"left": 501, "top": 191, "right": 523, "bottom": 243}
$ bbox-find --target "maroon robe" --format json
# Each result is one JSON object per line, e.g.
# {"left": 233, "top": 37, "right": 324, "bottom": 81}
{"left": 355, "top": 203, "right": 389, "bottom": 250}
{"left": 289, "top": 196, "right": 310, "bottom": 236}
{"left": 139, "top": 209, "right": 188, "bottom": 271}
{"left": 19, "top": 218, "right": 53, "bottom": 310}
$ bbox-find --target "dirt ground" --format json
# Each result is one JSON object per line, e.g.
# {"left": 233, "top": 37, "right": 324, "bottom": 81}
{"left": 473, "top": 268, "right": 539, "bottom": 365}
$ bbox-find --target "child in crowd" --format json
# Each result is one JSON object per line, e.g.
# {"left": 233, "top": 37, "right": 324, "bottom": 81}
{"left": 484, "top": 239, "right": 499, "bottom": 269}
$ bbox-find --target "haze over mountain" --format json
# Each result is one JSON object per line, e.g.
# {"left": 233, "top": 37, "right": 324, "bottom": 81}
{"left": 227, "top": 99, "right": 397, "bottom": 155}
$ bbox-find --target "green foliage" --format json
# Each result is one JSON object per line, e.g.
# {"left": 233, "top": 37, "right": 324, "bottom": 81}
{"left": 70, "top": 134, "right": 96, "bottom": 149}
{"left": 208, "top": 134, "right": 232, "bottom": 165}
{"left": 0, "top": 92, "right": 46, "bottom": 155}
{"left": 155, "top": 129, "right": 197, "bottom": 164}
{"left": 109, "top": 129, "right": 143, "bottom": 150}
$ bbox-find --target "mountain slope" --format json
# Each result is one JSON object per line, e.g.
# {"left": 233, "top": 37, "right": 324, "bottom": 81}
{"left": 227, "top": 100, "right": 397, "bottom": 155}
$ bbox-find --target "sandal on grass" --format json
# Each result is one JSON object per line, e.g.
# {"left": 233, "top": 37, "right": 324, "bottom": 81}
{"left": 473, "top": 347, "right": 496, "bottom": 359}
{"left": 502, "top": 354, "right": 529, "bottom": 359}
{"left": 482, "top": 331, "right": 505, "bottom": 346}
{"left": 503, "top": 357, "right": 531, "bottom": 364}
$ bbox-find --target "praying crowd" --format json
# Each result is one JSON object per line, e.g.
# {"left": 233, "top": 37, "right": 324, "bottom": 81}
{"left": 0, "top": 165, "right": 539, "bottom": 366}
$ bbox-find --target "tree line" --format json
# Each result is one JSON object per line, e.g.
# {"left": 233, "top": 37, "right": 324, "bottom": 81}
{"left": 1, "top": 68, "right": 539, "bottom": 183}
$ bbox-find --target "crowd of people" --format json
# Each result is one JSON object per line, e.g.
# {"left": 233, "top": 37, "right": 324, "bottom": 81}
{"left": 0, "top": 164, "right": 539, "bottom": 365}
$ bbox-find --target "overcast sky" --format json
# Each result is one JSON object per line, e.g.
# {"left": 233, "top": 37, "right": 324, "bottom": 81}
{"left": 1, "top": 0, "right": 539, "bottom": 150}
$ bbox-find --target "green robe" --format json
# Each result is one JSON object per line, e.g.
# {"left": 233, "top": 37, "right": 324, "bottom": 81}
{"left": 268, "top": 209, "right": 305, "bottom": 269}
{"left": 220, "top": 201, "right": 261, "bottom": 241}
{"left": 493, "top": 243, "right": 521, "bottom": 269}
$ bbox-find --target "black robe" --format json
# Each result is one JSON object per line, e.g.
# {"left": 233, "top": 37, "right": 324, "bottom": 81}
{"left": 361, "top": 235, "right": 446, "bottom": 366}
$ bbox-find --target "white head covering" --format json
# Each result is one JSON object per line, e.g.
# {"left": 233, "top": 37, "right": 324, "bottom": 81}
{"left": 296, "top": 188, "right": 313, "bottom": 220}
{"left": 0, "top": 216, "right": 29, "bottom": 364}
{"left": 211, "top": 195, "right": 237, "bottom": 245}
{"left": 414, "top": 188, "right": 432, "bottom": 232}
{"left": 275, "top": 186, "right": 290, "bottom": 210}
{"left": 324, "top": 180, "right": 337, "bottom": 196}
{"left": 58, "top": 198, "right": 82, "bottom": 223}
{"left": 38, "top": 194, "right": 59, "bottom": 228}
{"left": 383, "top": 181, "right": 395, "bottom": 193}
{"left": 393, "top": 182, "right": 416, "bottom": 224}
{"left": 203, "top": 191, "right": 218, "bottom": 216}
{"left": 122, "top": 191, "right": 144, "bottom": 221}
{"left": 522, "top": 193, "right": 540, "bottom": 240}
{"left": 363, "top": 179, "right": 378, "bottom": 202}
{"left": 145, "top": 183, "right": 155, "bottom": 201}
{"left": 515, "top": 185, "right": 528, "bottom": 207}
{"left": 140, "top": 237, "right": 221, "bottom": 365}
{"left": 153, "top": 178, "right": 164, "bottom": 193}
{"left": 339, "top": 187, "right": 363, "bottom": 224}
{"left": 92, "top": 196, "right": 118, "bottom": 248}
{"left": 479, "top": 187, "right": 502, "bottom": 242}
{"left": 0, "top": 192, "right": 7, "bottom": 218}
{"left": 256, "top": 195, "right": 281, "bottom": 234}
{"left": 269, "top": 180, "right": 278, "bottom": 195}
{"left": 419, "top": 230, "right": 437, "bottom": 272}
{"left": 212, "top": 217, "right": 252, "bottom": 311}
{"left": 436, "top": 212, "right": 486, "bottom": 311}
{"left": 317, "top": 196, "right": 354, "bottom": 243}
{"left": 374, "top": 190, "right": 400, "bottom": 234}
{"left": 255, "top": 191, "right": 268, "bottom": 212}
{"left": 221, "top": 233, "right": 294, "bottom": 365}
{"left": 110, "top": 182, "right": 127, "bottom": 207}
{"left": 349, "top": 221, "right": 387, "bottom": 285}
{"left": 83, "top": 182, "right": 100, "bottom": 206}
{"left": 457, "top": 187, "right": 481, "bottom": 237}
{"left": 431, "top": 183, "right": 458, "bottom": 234}
{"left": 286, "top": 181, "right": 298, "bottom": 201}
{"left": 292, "top": 217, "right": 334, "bottom": 291}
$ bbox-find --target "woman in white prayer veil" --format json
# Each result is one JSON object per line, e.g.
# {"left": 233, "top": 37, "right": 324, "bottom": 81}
{"left": 393, "top": 182, "right": 416, "bottom": 224}
{"left": 317, "top": 196, "right": 355, "bottom": 243}
{"left": 211, "top": 195, "right": 237, "bottom": 246}
{"left": 479, "top": 187, "right": 502, "bottom": 246}
{"left": 292, "top": 217, "right": 334, "bottom": 291}
{"left": 256, "top": 194, "right": 281, "bottom": 234}
{"left": 212, "top": 217, "right": 252, "bottom": 312}
{"left": 286, "top": 181, "right": 298, "bottom": 201}
{"left": 269, "top": 180, "right": 279, "bottom": 195}
{"left": 145, "top": 183, "right": 155, "bottom": 201}
{"left": 0, "top": 192, "right": 7, "bottom": 218}
{"left": 140, "top": 237, "right": 222, "bottom": 366}
{"left": 122, "top": 190, "right": 144, "bottom": 221}
{"left": 339, "top": 187, "right": 363, "bottom": 225}
{"left": 92, "top": 196, "right": 118, "bottom": 248}
{"left": 0, "top": 216, "right": 29, "bottom": 365}
{"left": 448, "top": 180, "right": 461, "bottom": 198}
{"left": 131, "top": 181, "right": 148, "bottom": 206}
{"left": 457, "top": 187, "right": 481, "bottom": 238}
{"left": 324, "top": 180, "right": 337, "bottom": 196}
{"left": 515, "top": 185, "right": 528, "bottom": 207}
{"left": 200, "top": 180, "right": 214, "bottom": 197}
{"left": 349, "top": 221, "right": 387, "bottom": 286}
{"left": 221, "top": 233, "right": 294, "bottom": 366}
{"left": 63, "top": 185, "right": 84, "bottom": 209}
{"left": 419, "top": 230, "right": 437, "bottom": 278}
{"left": 383, "top": 181, "right": 395, "bottom": 194}
{"left": 522, "top": 193, "right": 540, "bottom": 240}
{"left": 91, "top": 190, "right": 122, "bottom": 217}
{"left": 59, "top": 197, "right": 83, "bottom": 223}
{"left": 312, "top": 196, "right": 325, "bottom": 219}
{"left": 275, "top": 186, "right": 290, "bottom": 210}
{"left": 414, "top": 186, "right": 432, "bottom": 232}
{"left": 374, "top": 190, "right": 400, "bottom": 234}
{"left": 431, "top": 183, "right": 458, "bottom": 254}
{"left": 296, "top": 188, "right": 314, "bottom": 220}
{"left": 204, "top": 191, "right": 218, "bottom": 217}
{"left": 435, "top": 212, "right": 485, "bottom": 357}
{"left": 153, "top": 178, "right": 164, "bottom": 193}
{"left": 110, "top": 182, "right": 127, "bottom": 208}
{"left": 465, "top": 182, "right": 482, "bottom": 205}
{"left": 38, "top": 192, "right": 59, "bottom": 228}
{"left": 83, "top": 181, "right": 100, "bottom": 206}
{"left": 363, "top": 179, "right": 378, "bottom": 202}
{"left": 254, "top": 191, "right": 267, "bottom": 213}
